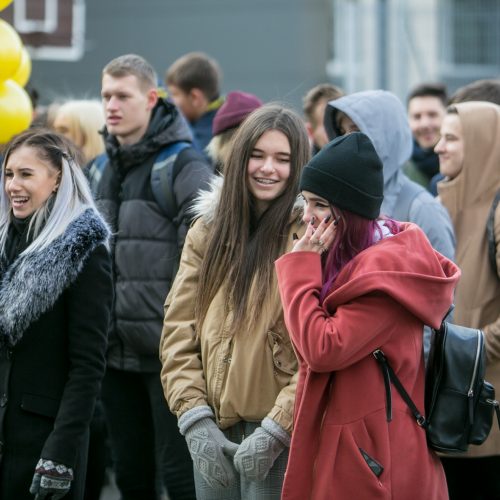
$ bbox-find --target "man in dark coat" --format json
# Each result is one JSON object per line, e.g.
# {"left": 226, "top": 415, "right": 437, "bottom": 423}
{"left": 96, "top": 54, "right": 213, "bottom": 500}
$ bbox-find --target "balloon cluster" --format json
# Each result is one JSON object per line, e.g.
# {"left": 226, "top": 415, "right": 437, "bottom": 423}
{"left": 0, "top": 0, "right": 33, "bottom": 144}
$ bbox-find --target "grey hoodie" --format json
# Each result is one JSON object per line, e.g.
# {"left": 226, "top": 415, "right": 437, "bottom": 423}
{"left": 324, "top": 90, "right": 455, "bottom": 260}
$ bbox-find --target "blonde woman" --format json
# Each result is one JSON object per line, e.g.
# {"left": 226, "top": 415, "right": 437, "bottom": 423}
{"left": 53, "top": 100, "right": 105, "bottom": 163}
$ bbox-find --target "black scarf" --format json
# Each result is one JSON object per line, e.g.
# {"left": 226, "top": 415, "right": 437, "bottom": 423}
{"left": 411, "top": 140, "right": 440, "bottom": 179}
{"left": 3, "top": 216, "right": 34, "bottom": 269}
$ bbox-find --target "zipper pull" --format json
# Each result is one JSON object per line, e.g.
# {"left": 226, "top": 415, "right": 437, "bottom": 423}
{"left": 487, "top": 399, "right": 500, "bottom": 430}
{"left": 468, "top": 393, "right": 474, "bottom": 424}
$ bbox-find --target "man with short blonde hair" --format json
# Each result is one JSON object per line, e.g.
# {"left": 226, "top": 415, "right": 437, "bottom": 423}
{"left": 302, "top": 83, "right": 344, "bottom": 154}
{"left": 97, "top": 53, "right": 212, "bottom": 500}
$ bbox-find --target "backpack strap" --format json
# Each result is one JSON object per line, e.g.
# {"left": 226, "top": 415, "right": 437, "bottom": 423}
{"left": 392, "top": 180, "right": 425, "bottom": 222}
{"left": 487, "top": 189, "right": 500, "bottom": 275}
{"left": 373, "top": 349, "right": 427, "bottom": 427}
{"left": 150, "top": 141, "right": 191, "bottom": 220}
{"left": 87, "top": 153, "right": 109, "bottom": 195}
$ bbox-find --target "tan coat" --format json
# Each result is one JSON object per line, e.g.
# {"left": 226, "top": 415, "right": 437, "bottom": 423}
{"left": 438, "top": 101, "right": 500, "bottom": 457}
{"left": 160, "top": 211, "right": 303, "bottom": 433}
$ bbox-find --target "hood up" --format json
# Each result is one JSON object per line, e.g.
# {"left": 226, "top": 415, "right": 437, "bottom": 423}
{"left": 324, "top": 91, "right": 413, "bottom": 214}
{"left": 438, "top": 101, "right": 500, "bottom": 224}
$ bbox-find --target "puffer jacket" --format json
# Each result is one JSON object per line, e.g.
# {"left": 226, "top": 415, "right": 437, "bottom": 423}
{"left": 97, "top": 98, "right": 213, "bottom": 372}
{"left": 160, "top": 178, "right": 302, "bottom": 432}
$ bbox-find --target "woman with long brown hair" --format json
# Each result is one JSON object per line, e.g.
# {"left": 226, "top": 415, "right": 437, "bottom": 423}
{"left": 159, "top": 103, "right": 310, "bottom": 499}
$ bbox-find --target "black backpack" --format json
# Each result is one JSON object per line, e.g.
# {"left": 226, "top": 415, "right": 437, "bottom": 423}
{"left": 373, "top": 317, "right": 500, "bottom": 453}
{"left": 88, "top": 141, "right": 200, "bottom": 221}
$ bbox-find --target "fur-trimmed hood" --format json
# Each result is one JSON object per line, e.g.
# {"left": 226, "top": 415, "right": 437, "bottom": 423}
{"left": 0, "top": 208, "right": 110, "bottom": 347}
{"left": 189, "top": 175, "right": 305, "bottom": 224}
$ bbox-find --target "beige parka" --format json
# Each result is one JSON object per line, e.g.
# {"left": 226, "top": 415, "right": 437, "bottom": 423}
{"left": 159, "top": 180, "right": 302, "bottom": 433}
{"left": 438, "top": 101, "right": 500, "bottom": 457}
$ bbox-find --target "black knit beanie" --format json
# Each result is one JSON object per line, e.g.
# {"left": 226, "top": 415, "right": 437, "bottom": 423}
{"left": 299, "top": 132, "right": 384, "bottom": 219}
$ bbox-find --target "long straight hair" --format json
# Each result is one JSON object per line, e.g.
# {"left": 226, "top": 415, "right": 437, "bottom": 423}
{"left": 0, "top": 129, "right": 107, "bottom": 257}
{"left": 195, "top": 104, "right": 310, "bottom": 332}
{"left": 320, "top": 206, "right": 399, "bottom": 301}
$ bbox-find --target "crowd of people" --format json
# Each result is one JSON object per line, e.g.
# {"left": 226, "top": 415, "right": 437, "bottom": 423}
{"left": 0, "top": 50, "right": 499, "bottom": 500}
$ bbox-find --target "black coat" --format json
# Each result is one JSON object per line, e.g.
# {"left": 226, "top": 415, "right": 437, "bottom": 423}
{"left": 0, "top": 209, "right": 113, "bottom": 500}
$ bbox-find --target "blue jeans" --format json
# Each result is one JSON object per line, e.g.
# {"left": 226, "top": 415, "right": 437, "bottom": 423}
{"left": 193, "top": 421, "right": 289, "bottom": 500}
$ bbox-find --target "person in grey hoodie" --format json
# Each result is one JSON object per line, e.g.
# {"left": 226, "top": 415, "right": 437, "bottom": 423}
{"left": 324, "top": 90, "right": 455, "bottom": 261}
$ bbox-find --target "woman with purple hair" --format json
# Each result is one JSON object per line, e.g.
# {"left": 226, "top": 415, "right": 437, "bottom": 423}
{"left": 275, "top": 132, "right": 459, "bottom": 499}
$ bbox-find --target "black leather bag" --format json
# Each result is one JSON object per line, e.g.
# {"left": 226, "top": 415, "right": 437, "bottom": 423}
{"left": 374, "top": 321, "right": 500, "bottom": 454}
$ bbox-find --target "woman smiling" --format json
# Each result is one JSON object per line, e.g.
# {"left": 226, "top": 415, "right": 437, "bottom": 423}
{"left": 0, "top": 129, "right": 113, "bottom": 500}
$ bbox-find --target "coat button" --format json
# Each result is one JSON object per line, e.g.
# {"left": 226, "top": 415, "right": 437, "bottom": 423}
{"left": 0, "top": 395, "right": 7, "bottom": 407}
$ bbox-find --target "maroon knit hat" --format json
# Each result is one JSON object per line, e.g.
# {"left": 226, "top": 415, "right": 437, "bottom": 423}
{"left": 212, "top": 91, "right": 263, "bottom": 136}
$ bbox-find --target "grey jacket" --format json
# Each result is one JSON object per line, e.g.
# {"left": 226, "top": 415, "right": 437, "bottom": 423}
{"left": 324, "top": 90, "right": 455, "bottom": 260}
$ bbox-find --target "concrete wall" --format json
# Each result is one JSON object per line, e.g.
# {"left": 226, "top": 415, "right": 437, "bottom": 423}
{"left": 6, "top": 0, "right": 332, "bottom": 112}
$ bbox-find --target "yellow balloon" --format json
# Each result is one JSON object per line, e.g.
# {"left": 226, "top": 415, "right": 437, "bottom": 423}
{"left": 0, "top": 19, "right": 22, "bottom": 82}
{"left": 12, "top": 47, "right": 32, "bottom": 87}
{"left": 0, "top": 0, "right": 13, "bottom": 11}
{"left": 0, "top": 80, "right": 33, "bottom": 144}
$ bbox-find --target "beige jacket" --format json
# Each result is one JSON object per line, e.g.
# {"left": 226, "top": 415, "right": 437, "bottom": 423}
{"left": 160, "top": 183, "right": 303, "bottom": 433}
{"left": 438, "top": 101, "right": 500, "bottom": 457}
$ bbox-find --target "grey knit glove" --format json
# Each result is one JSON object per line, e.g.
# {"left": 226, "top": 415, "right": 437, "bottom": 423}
{"left": 179, "top": 406, "right": 239, "bottom": 490}
{"left": 29, "top": 458, "right": 74, "bottom": 499}
{"left": 233, "top": 417, "right": 290, "bottom": 481}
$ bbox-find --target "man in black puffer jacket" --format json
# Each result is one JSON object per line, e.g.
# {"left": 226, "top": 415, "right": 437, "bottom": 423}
{"left": 95, "top": 54, "right": 213, "bottom": 500}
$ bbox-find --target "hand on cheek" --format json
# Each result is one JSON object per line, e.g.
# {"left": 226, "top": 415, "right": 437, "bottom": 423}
{"left": 291, "top": 215, "right": 337, "bottom": 254}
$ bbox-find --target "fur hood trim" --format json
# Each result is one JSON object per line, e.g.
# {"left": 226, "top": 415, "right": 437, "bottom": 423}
{"left": 0, "top": 209, "right": 110, "bottom": 347}
{"left": 189, "top": 174, "right": 224, "bottom": 224}
{"left": 189, "top": 175, "right": 305, "bottom": 224}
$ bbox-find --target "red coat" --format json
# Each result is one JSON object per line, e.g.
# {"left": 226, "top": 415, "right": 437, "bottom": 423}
{"left": 275, "top": 223, "right": 460, "bottom": 500}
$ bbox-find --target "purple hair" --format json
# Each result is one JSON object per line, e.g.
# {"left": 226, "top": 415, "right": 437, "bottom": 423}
{"left": 319, "top": 206, "right": 399, "bottom": 302}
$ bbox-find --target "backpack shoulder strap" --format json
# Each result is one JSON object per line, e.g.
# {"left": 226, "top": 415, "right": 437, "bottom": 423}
{"left": 487, "top": 189, "right": 500, "bottom": 275}
{"left": 372, "top": 349, "right": 426, "bottom": 427}
{"left": 87, "top": 153, "right": 109, "bottom": 195}
{"left": 392, "top": 180, "right": 425, "bottom": 222}
{"left": 150, "top": 141, "right": 191, "bottom": 220}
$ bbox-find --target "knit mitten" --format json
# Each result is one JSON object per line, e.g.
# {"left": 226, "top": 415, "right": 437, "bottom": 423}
{"left": 179, "top": 405, "right": 239, "bottom": 490}
{"left": 29, "top": 458, "right": 74, "bottom": 500}
{"left": 233, "top": 417, "right": 290, "bottom": 481}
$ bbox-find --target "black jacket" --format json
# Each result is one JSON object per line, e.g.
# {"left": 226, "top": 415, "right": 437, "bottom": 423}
{"left": 0, "top": 209, "right": 113, "bottom": 500}
{"left": 96, "top": 98, "right": 213, "bottom": 372}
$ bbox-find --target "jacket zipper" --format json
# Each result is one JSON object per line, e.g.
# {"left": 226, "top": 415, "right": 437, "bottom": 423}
{"left": 467, "top": 330, "right": 482, "bottom": 424}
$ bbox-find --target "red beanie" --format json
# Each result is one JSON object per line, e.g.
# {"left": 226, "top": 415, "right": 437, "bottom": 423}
{"left": 212, "top": 91, "right": 263, "bottom": 136}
